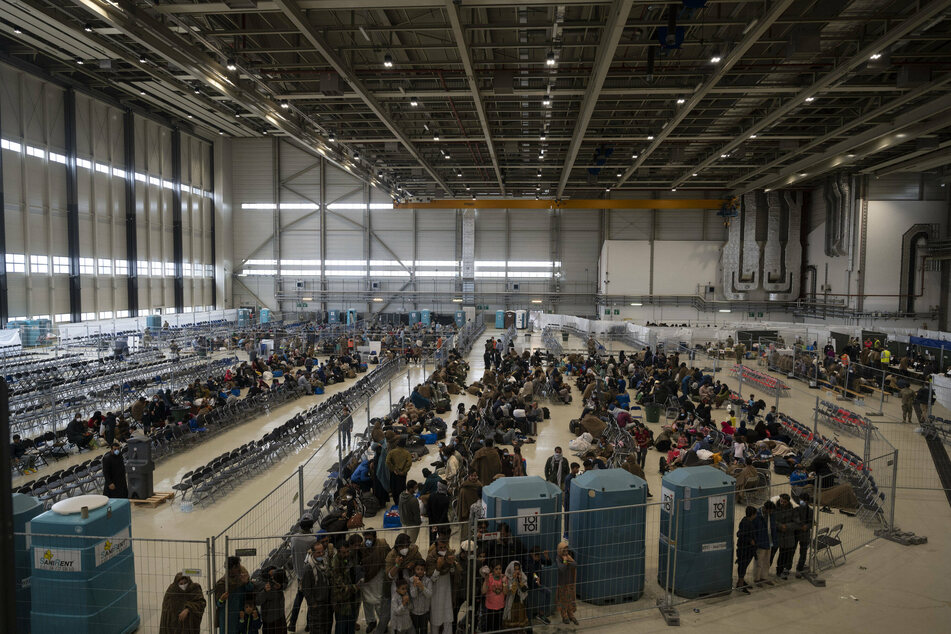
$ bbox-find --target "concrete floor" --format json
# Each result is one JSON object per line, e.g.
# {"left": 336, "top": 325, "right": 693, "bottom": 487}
{"left": 20, "top": 329, "right": 951, "bottom": 633}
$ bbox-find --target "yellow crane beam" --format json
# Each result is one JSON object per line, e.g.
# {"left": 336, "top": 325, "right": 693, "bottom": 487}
{"left": 393, "top": 198, "right": 725, "bottom": 210}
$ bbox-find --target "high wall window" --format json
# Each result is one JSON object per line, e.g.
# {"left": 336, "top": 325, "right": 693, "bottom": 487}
{"left": 5, "top": 254, "right": 25, "bottom": 273}
{"left": 30, "top": 255, "right": 49, "bottom": 274}
{"left": 53, "top": 256, "right": 69, "bottom": 274}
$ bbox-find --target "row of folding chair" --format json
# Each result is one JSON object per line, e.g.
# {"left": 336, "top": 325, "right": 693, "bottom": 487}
{"left": 15, "top": 456, "right": 105, "bottom": 509}
{"left": 922, "top": 415, "right": 951, "bottom": 446}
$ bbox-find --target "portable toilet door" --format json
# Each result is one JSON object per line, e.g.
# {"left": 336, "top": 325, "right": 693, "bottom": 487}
{"left": 495, "top": 310, "right": 505, "bottom": 328}
{"left": 346, "top": 309, "right": 358, "bottom": 325}
{"left": 328, "top": 310, "right": 340, "bottom": 324}
{"left": 504, "top": 311, "right": 516, "bottom": 328}
{"left": 454, "top": 311, "right": 466, "bottom": 328}
{"left": 658, "top": 466, "right": 736, "bottom": 599}
{"left": 259, "top": 308, "right": 271, "bottom": 324}
{"left": 420, "top": 309, "right": 432, "bottom": 326}
{"left": 514, "top": 310, "right": 528, "bottom": 329}
{"left": 409, "top": 310, "right": 421, "bottom": 325}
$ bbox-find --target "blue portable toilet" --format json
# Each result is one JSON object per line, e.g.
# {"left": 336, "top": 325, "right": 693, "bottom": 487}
{"left": 658, "top": 466, "right": 735, "bottom": 598}
{"left": 237, "top": 309, "right": 250, "bottom": 328}
{"left": 346, "top": 309, "right": 358, "bottom": 325}
{"left": 569, "top": 469, "right": 647, "bottom": 604}
{"left": 15, "top": 493, "right": 44, "bottom": 634}
{"left": 328, "top": 310, "right": 340, "bottom": 324}
{"left": 145, "top": 314, "right": 162, "bottom": 331}
{"left": 454, "top": 311, "right": 466, "bottom": 328}
{"left": 259, "top": 308, "right": 271, "bottom": 324}
{"left": 409, "top": 311, "right": 420, "bottom": 325}
{"left": 420, "top": 309, "right": 431, "bottom": 326}
{"left": 495, "top": 310, "right": 505, "bottom": 328}
{"left": 29, "top": 495, "right": 139, "bottom": 633}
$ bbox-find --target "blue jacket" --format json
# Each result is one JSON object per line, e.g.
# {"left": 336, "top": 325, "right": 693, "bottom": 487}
{"left": 410, "top": 390, "right": 431, "bottom": 410}
{"left": 351, "top": 459, "right": 371, "bottom": 484}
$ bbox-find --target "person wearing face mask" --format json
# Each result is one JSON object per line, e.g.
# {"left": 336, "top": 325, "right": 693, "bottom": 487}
{"left": 398, "top": 480, "right": 423, "bottom": 545}
{"left": 359, "top": 531, "right": 391, "bottom": 634}
{"left": 102, "top": 441, "right": 128, "bottom": 499}
{"left": 772, "top": 494, "right": 798, "bottom": 580}
{"left": 301, "top": 542, "right": 334, "bottom": 634}
{"left": 386, "top": 533, "right": 425, "bottom": 586}
{"left": 426, "top": 535, "right": 461, "bottom": 634}
{"left": 159, "top": 572, "right": 206, "bottom": 634}
{"left": 545, "top": 447, "right": 570, "bottom": 490}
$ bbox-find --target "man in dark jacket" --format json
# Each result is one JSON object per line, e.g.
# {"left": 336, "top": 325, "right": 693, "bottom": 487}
{"left": 427, "top": 482, "right": 452, "bottom": 546}
{"left": 794, "top": 494, "right": 815, "bottom": 577}
{"left": 66, "top": 414, "right": 93, "bottom": 451}
{"left": 772, "top": 494, "right": 798, "bottom": 579}
{"left": 359, "top": 531, "right": 391, "bottom": 634}
{"left": 301, "top": 542, "right": 334, "bottom": 634}
{"left": 102, "top": 441, "right": 128, "bottom": 498}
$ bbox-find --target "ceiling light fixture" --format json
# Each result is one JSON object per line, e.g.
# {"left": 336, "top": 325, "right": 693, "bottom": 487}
{"left": 647, "top": 135, "right": 654, "bottom": 140}
{"left": 631, "top": 153, "right": 638, "bottom": 159}
{"left": 218, "top": 130, "right": 225, "bottom": 136}
{"left": 671, "top": 188, "right": 677, "bottom": 192}
{"left": 720, "top": 153, "right": 729, "bottom": 158}
{"left": 630, "top": 302, "right": 642, "bottom": 306}
{"left": 83, "top": 24, "right": 93, "bottom": 33}
{"left": 676, "top": 98, "right": 686, "bottom": 104}
{"left": 139, "top": 90, "right": 146, "bottom": 95}
{"left": 710, "top": 55, "right": 722, "bottom": 63}
{"left": 847, "top": 153, "right": 856, "bottom": 158}
{"left": 546, "top": 51, "right": 556, "bottom": 66}
{"left": 718, "top": 309, "right": 731, "bottom": 313}
{"left": 13, "top": 26, "right": 22, "bottom": 34}
{"left": 372, "top": 297, "right": 383, "bottom": 302}
{"left": 328, "top": 132, "right": 336, "bottom": 142}
{"left": 280, "top": 100, "right": 289, "bottom": 109}
{"left": 692, "top": 173, "right": 698, "bottom": 177}
{"left": 804, "top": 96, "right": 815, "bottom": 102}
{"left": 410, "top": 96, "right": 419, "bottom": 107}
{"left": 531, "top": 299, "right": 543, "bottom": 304}
{"left": 433, "top": 132, "right": 440, "bottom": 141}
{"left": 226, "top": 58, "right": 237, "bottom": 71}
{"left": 749, "top": 134, "right": 757, "bottom": 139}
{"left": 542, "top": 98, "right": 551, "bottom": 106}
{"left": 452, "top": 298, "right": 463, "bottom": 303}
{"left": 616, "top": 171, "right": 622, "bottom": 177}
{"left": 539, "top": 133, "right": 546, "bottom": 141}
{"left": 870, "top": 53, "right": 882, "bottom": 60}
{"left": 799, "top": 172, "right": 808, "bottom": 177}
{"left": 444, "top": 153, "right": 451, "bottom": 159}
{"left": 538, "top": 153, "right": 544, "bottom": 159}
{"left": 187, "top": 114, "right": 193, "bottom": 119}
{"left": 383, "top": 53, "right": 393, "bottom": 68}
{"left": 76, "top": 58, "right": 85, "bottom": 65}
{"left": 605, "top": 187, "right": 611, "bottom": 192}
{"left": 193, "top": 87, "right": 200, "bottom": 94}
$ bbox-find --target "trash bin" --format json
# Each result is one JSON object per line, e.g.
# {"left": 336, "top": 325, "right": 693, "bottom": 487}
{"left": 644, "top": 403, "right": 661, "bottom": 423}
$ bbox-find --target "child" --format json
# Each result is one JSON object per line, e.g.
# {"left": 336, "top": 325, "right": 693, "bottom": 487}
{"left": 408, "top": 562, "right": 433, "bottom": 634}
{"left": 556, "top": 541, "right": 578, "bottom": 626}
{"left": 390, "top": 578, "right": 412, "bottom": 634}
{"left": 237, "top": 598, "right": 262, "bottom": 633}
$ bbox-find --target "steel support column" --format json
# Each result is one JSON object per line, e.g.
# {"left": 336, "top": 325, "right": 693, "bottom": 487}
{"left": 123, "top": 110, "right": 138, "bottom": 316}
{"left": 64, "top": 89, "right": 81, "bottom": 322}
{"left": 0, "top": 89, "right": 7, "bottom": 327}
{"left": 209, "top": 142, "right": 217, "bottom": 308}
{"left": 171, "top": 129, "right": 185, "bottom": 312}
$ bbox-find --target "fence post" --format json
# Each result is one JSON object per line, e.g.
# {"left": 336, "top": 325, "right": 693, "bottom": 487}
{"left": 802, "top": 477, "right": 825, "bottom": 586}
{"left": 467, "top": 512, "right": 479, "bottom": 634}
{"left": 388, "top": 379, "right": 392, "bottom": 411}
{"left": 889, "top": 448, "right": 899, "bottom": 528}
{"left": 206, "top": 537, "right": 216, "bottom": 634}
{"left": 863, "top": 416, "right": 872, "bottom": 466}
{"left": 658, "top": 496, "right": 680, "bottom": 625}
{"left": 813, "top": 396, "right": 820, "bottom": 436}
{"left": 928, "top": 378, "right": 934, "bottom": 419}
{"left": 223, "top": 534, "right": 230, "bottom": 634}
{"left": 298, "top": 466, "right": 305, "bottom": 519}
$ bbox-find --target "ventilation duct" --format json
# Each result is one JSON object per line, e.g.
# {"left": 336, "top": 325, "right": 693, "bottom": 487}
{"left": 763, "top": 191, "right": 803, "bottom": 300}
{"left": 739, "top": 192, "right": 761, "bottom": 289}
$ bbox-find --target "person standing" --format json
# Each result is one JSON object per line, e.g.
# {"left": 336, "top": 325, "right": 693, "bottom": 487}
{"left": 331, "top": 535, "right": 363, "bottom": 634}
{"left": 482, "top": 563, "right": 507, "bottom": 633}
{"left": 426, "top": 483, "right": 452, "bottom": 546}
{"left": 214, "top": 557, "right": 254, "bottom": 634}
{"left": 752, "top": 501, "right": 775, "bottom": 585}
{"left": 900, "top": 386, "right": 915, "bottom": 424}
{"left": 555, "top": 541, "right": 578, "bottom": 625}
{"left": 634, "top": 424, "right": 651, "bottom": 468}
{"left": 794, "top": 493, "right": 815, "bottom": 578}
{"left": 159, "top": 572, "right": 206, "bottom": 634}
{"left": 398, "top": 480, "right": 423, "bottom": 545}
{"left": 338, "top": 407, "right": 353, "bottom": 450}
{"left": 457, "top": 472, "right": 483, "bottom": 539}
{"left": 287, "top": 518, "right": 317, "bottom": 632}
{"left": 772, "top": 494, "right": 798, "bottom": 580}
{"left": 386, "top": 439, "right": 413, "bottom": 503}
{"left": 301, "top": 542, "right": 334, "bottom": 634}
{"left": 258, "top": 568, "right": 288, "bottom": 634}
{"left": 471, "top": 439, "right": 502, "bottom": 486}
{"left": 735, "top": 506, "right": 757, "bottom": 593}
{"left": 426, "top": 535, "right": 459, "bottom": 634}
{"left": 358, "top": 531, "right": 390, "bottom": 634}
{"left": 544, "top": 447, "right": 569, "bottom": 490}
{"left": 408, "top": 562, "right": 433, "bottom": 634}
{"left": 102, "top": 441, "right": 128, "bottom": 499}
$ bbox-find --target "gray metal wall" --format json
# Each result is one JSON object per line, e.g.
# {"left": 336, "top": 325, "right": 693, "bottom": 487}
{"left": 0, "top": 62, "right": 214, "bottom": 323}
{"left": 229, "top": 137, "right": 727, "bottom": 318}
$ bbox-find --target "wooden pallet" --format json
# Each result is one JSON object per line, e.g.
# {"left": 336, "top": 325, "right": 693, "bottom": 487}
{"left": 129, "top": 492, "right": 175, "bottom": 508}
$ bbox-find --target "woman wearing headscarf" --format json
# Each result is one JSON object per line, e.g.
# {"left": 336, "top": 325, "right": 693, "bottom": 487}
{"left": 503, "top": 560, "right": 530, "bottom": 630}
{"left": 555, "top": 541, "right": 578, "bottom": 626}
{"left": 159, "top": 572, "right": 206, "bottom": 634}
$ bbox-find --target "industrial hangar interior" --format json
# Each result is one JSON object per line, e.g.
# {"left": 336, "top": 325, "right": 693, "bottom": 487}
{"left": 1, "top": 1, "right": 951, "bottom": 633}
